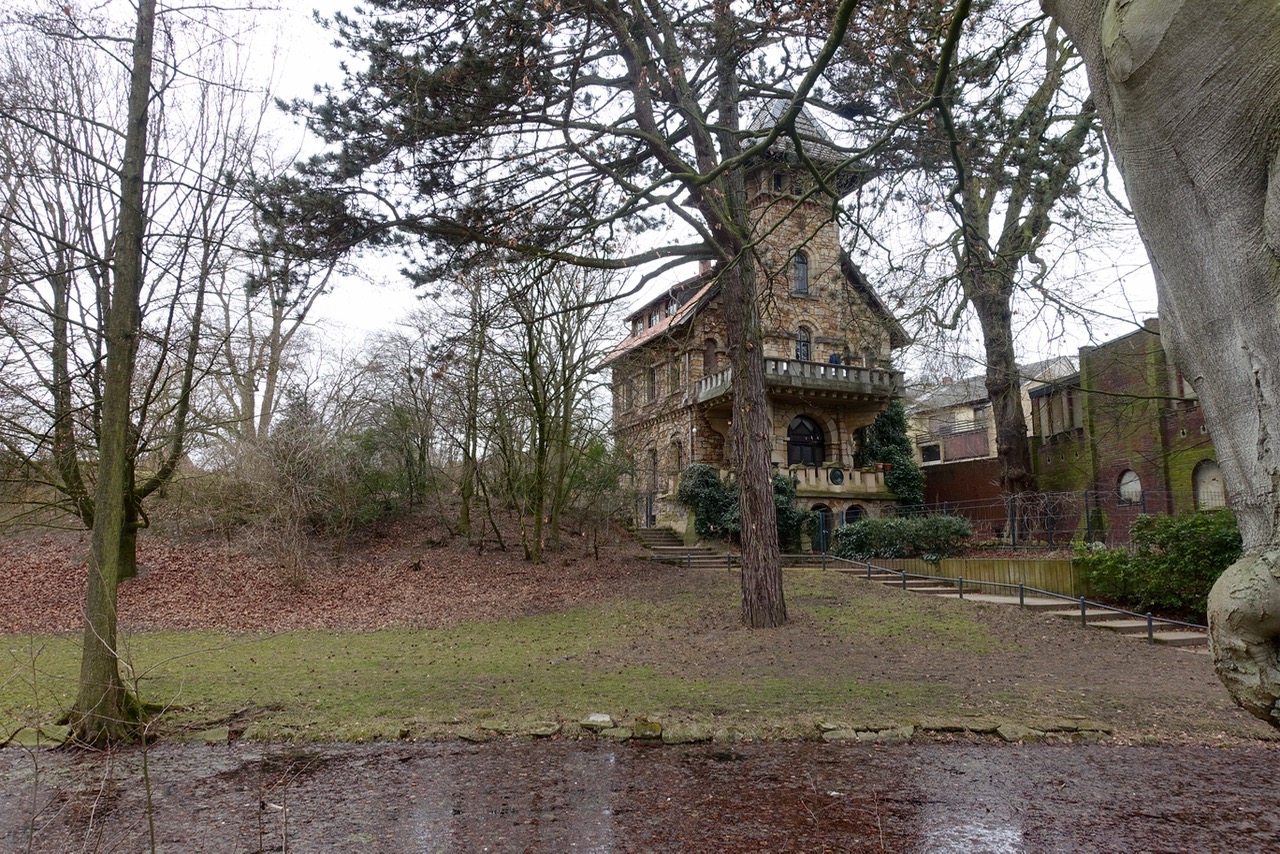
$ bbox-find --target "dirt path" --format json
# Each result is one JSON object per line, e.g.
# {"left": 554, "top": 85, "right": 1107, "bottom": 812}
{"left": 2, "top": 739, "right": 1277, "bottom": 851}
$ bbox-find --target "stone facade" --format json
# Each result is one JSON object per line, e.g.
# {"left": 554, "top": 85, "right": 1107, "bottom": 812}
{"left": 604, "top": 138, "right": 908, "bottom": 542}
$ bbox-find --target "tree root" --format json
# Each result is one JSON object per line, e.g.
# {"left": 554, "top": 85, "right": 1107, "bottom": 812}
{"left": 1208, "top": 546, "right": 1280, "bottom": 729}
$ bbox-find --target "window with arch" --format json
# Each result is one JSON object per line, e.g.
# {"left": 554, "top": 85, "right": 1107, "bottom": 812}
{"left": 844, "top": 504, "right": 866, "bottom": 524}
{"left": 1118, "top": 469, "right": 1143, "bottom": 505}
{"left": 787, "top": 415, "right": 825, "bottom": 465}
{"left": 795, "top": 326, "right": 812, "bottom": 361}
{"left": 703, "top": 338, "right": 718, "bottom": 374}
{"left": 792, "top": 251, "right": 809, "bottom": 295}
{"left": 1193, "top": 459, "right": 1226, "bottom": 509}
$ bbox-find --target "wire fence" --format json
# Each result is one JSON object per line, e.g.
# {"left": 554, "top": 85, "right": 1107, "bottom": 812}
{"left": 909, "top": 488, "right": 1226, "bottom": 548}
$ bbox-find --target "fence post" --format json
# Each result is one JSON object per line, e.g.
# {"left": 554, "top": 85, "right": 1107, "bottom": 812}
{"left": 958, "top": 576, "right": 964, "bottom": 599}
{"left": 726, "top": 553, "right": 732, "bottom": 571}
{"left": 1079, "top": 596, "right": 1087, "bottom": 627}
{"left": 686, "top": 553, "right": 691, "bottom": 571}
{"left": 865, "top": 563, "right": 871, "bottom": 580}
{"left": 901, "top": 572, "right": 907, "bottom": 591}
{"left": 1146, "top": 612, "right": 1154, "bottom": 642}
{"left": 822, "top": 552, "right": 828, "bottom": 571}
{"left": 1019, "top": 582, "right": 1025, "bottom": 608}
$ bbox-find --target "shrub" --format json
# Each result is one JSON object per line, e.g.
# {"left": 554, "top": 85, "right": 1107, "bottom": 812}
{"left": 676, "top": 464, "right": 737, "bottom": 539}
{"left": 676, "top": 464, "right": 815, "bottom": 549}
{"left": 831, "top": 514, "right": 972, "bottom": 563}
{"left": 855, "top": 400, "right": 925, "bottom": 508}
{"left": 1075, "top": 510, "right": 1241, "bottom": 622}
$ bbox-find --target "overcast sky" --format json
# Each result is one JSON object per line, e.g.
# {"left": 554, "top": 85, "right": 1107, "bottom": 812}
{"left": 259, "top": 1, "right": 1158, "bottom": 369}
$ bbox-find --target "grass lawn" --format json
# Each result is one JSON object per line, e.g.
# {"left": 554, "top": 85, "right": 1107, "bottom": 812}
{"left": 1, "top": 570, "right": 1271, "bottom": 744}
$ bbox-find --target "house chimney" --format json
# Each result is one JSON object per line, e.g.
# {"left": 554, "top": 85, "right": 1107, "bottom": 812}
{"left": 699, "top": 260, "right": 712, "bottom": 275}
{"left": 941, "top": 376, "right": 953, "bottom": 385}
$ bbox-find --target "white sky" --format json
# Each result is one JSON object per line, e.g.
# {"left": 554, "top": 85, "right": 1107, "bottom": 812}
{"left": 256, "top": 1, "right": 1160, "bottom": 369}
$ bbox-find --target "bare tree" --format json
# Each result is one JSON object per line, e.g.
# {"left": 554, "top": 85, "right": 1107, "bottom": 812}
{"left": 0, "top": 5, "right": 273, "bottom": 742}
{"left": 831, "top": 1, "right": 1102, "bottom": 499}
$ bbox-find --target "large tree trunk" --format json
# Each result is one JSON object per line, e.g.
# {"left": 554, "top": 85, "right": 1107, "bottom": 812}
{"left": 69, "top": 0, "right": 156, "bottom": 745}
{"left": 1044, "top": 0, "right": 1280, "bottom": 726}
{"left": 972, "top": 287, "right": 1035, "bottom": 497}
{"left": 723, "top": 257, "right": 786, "bottom": 628}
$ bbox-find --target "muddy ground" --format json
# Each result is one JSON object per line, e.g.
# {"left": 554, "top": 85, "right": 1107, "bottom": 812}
{"left": 2, "top": 739, "right": 1277, "bottom": 851}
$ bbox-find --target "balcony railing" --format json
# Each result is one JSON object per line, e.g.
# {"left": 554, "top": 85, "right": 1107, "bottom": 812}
{"left": 696, "top": 358, "right": 902, "bottom": 403}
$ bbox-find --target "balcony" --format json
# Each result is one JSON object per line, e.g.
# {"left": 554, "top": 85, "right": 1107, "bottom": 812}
{"left": 696, "top": 358, "right": 902, "bottom": 406}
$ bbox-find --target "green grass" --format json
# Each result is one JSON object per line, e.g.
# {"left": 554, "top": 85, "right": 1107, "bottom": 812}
{"left": 0, "top": 570, "right": 1256, "bottom": 744}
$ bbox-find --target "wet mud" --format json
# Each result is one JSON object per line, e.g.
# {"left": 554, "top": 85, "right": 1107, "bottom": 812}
{"left": 2, "top": 739, "right": 1277, "bottom": 851}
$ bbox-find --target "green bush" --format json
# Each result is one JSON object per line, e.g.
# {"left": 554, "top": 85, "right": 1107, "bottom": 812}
{"left": 676, "top": 464, "right": 814, "bottom": 550}
{"left": 855, "top": 400, "right": 925, "bottom": 508}
{"left": 831, "top": 514, "right": 972, "bottom": 563}
{"left": 1075, "top": 510, "right": 1242, "bottom": 622}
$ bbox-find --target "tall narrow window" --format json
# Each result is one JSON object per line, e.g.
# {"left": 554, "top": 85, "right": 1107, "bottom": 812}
{"left": 1118, "top": 469, "right": 1143, "bottom": 505}
{"left": 703, "top": 338, "right": 718, "bottom": 374}
{"left": 793, "top": 251, "right": 809, "bottom": 295}
{"left": 796, "top": 326, "right": 812, "bottom": 361}
{"left": 647, "top": 366, "right": 657, "bottom": 402}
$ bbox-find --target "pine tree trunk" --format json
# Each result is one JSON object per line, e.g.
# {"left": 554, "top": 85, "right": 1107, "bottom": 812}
{"left": 723, "top": 258, "right": 786, "bottom": 628}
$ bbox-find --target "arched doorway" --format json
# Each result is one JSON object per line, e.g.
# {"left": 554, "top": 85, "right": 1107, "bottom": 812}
{"left": 787, "top": 415, "right": 825, "bottom": 465}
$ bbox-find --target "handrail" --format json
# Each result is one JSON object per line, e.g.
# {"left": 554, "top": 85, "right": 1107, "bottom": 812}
{"left": 779, "top": 552, "right": 1208, "bottom": 638}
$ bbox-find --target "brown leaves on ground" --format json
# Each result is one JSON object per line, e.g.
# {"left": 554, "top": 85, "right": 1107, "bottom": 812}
{"left": 0, "top": 515, "right": 654, "bottom": 634}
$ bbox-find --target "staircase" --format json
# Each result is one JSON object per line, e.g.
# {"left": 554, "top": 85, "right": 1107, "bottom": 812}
{"left": 635, "top": 528, "right": 734, "bottom": 569}
{"left": 858, "top": 566, "right": 1207, "bottom": 651}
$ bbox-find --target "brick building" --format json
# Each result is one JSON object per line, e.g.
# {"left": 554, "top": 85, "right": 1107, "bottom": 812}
{"left": 603, "top": 103, "right": 908, "bottom": 540}
{"left": 908, "top": 358, "right": 1076, "bottom": 511}
{"left": 1030, "top": 319, "right": 1224, "bottom": 542}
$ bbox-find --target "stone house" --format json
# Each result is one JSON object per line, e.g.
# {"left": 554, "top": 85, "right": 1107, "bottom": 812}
{"left": 602, "top": 105, "right": 908, "bottom": 543}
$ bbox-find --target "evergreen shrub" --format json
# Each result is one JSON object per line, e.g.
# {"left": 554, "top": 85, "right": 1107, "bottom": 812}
{"left": 831, "top": 514, "right": 972, "bottom": 563}
{"left": 1076, "top": 510, "right": 1241, "bottom": 622}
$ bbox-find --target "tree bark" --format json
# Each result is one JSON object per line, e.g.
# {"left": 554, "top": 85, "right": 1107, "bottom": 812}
{"left": 725, "top": 255, "right": 786, "bottom": 628}
{"left": 69, "top": 0, "right": 156, "bottom": 745}
{"left": 1044, "top": 0, "right": 1280, "bottom": 726}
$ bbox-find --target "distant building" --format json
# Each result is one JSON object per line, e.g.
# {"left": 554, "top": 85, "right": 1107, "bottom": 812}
{"left": 1030, "top": 319, "right": 1223, "bottom": 542}
{"left": 908, "top": 358, "right": 1076, "bottom": 508}
{"left": 602, "top": 103, "right": 909, "bottom": 541}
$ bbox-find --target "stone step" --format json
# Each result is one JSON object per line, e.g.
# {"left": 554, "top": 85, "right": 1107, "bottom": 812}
{"left": 1093, "top": 619, "right": 1168, "bottom": 636}
{"left": 1152, "top": 631, "right": 1208, "bottom": 648}
{"left": 924, "top": 593, "right": 1068, "bottom": 612}
{"left": 874, "top": 578, "right": 948, "bottom": 590}
{"left": 1043, "top": 608, "right": 1130, "bottom": 623}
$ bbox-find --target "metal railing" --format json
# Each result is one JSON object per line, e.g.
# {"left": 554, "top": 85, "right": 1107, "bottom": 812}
{"left": 779, "top": 552, "right": 1207, "bottom": 642}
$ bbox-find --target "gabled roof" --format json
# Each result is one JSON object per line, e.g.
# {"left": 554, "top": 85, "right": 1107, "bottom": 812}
{"left": 600, "top": 275, "right": 717, "bottom": 366}
{"left": 840, "top": 251, "right": 910, "bottom": 350}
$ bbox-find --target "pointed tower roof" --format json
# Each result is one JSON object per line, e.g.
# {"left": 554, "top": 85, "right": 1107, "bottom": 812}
{"left": 745, "top": 96, "right": 847, "bottom": 168}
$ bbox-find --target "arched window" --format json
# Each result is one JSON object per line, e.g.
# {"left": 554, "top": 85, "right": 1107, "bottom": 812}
{"left": 795, "top": 326, "right": 812, "bottom": 361}
{"left": 793, "top": 251, "right": 810, "bottom": 295}
{"left": 844, "top": 505, "right": 865, "bottom": 524}
{"left": 787, "top": 415, "right": 825, "bottom": 465}
{"left": 1118, "top": 469, "right": 1143, "bottom": 505}
{"left": 1193, "top": 459, "right": 1226, "bottom": 509}
{"left": 703, "top": 338, "right": 718, "bottom": 374}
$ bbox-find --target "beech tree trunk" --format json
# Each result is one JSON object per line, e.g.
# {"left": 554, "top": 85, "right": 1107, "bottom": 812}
{"left": 69, "top": 0, "right": 156, "bottom": 745}
{"left": 1044, "top": 0, "right": 1280, "bottom": 726}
